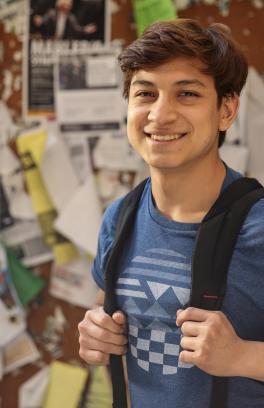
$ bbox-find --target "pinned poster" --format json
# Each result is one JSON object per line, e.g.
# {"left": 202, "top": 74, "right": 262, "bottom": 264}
{"left": 40, "top": 131, "right": 80, "bottom": 212}
{"left": 84, "top": 366, "right": 112, "bottom": 407}
{"left": 54, "top": 175, "right": 102, "bottom": 257}
{"left": 133, "top": 0, "right": 177, "bottom": 36}
{"left": 3, "top": 331, "right": 40, "bottom": 374}
{"left": 16, "top": 127, "right": 78, "bottom": 264}
{"left": 25, "top": 0, "right": 110, "bottom": 116}
{"left": 43, "top": 361, "right": 88, "bottom": 408}
{"left": 50, "top": 255, "right": 98, "bottom": 308}
{"left": 55, "top": 48, "right": 125, "bottom": 132}
{"left": 5, "top": 246, "right": 45, "bottom": 307}
{"left": 0, "top": 244, "right": 26, "bottom": 348}
{"left": 18, "top": 366, "right": 50, "bottom": 408}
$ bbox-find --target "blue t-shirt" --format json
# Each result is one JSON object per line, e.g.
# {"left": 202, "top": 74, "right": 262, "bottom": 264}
{"left": 92, "top": 167, "right": 264, "bottom": 408}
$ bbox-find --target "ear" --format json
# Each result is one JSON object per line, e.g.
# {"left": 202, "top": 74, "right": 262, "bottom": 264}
{"left": 219, "top": 94, "right": 239, "bottom": 132}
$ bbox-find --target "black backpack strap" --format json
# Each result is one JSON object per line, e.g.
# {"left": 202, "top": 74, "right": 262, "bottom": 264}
{"left": 191, "top": 177, "right": 264, "bottom": 310}
{"left": 190, "top": 177, "right": 264, "bottom": 408}
{"left": 104, "top": 178, "right": 148, "bottom": 408}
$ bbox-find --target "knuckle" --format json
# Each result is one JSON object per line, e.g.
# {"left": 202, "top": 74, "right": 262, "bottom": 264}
{"left": 78, "top": 320, "right": 85, "bottom": 332}
{"left": 216, "top": 310, "right": 224, "bottom": 319}
{"left": 203, "top": 325, "right": 211, "bottom": 338}
{"left": 97, "top": 327, "right": 107, "bottom": 340}
{"left": 78, "top": 336, "right": 86, "bottom": 347}
{"left": 207, "top": 320, "right": 219, "bottom": 337}
{"left": 199, "top": 344, "right": 209, "bottom": 362}
{"left": 207, "top": 319, "right": 217, "bottom": 333}
{"left": 79, "top": 348, "right": 87, "bottom": 362}
{"left": 94, "top": 351, "right": 105, "bottom": 364}
{"left": 181, "top": 322, "right": 188, "bottom": 333}
{"left": 180, "top": 336, "right": 185, "bottom": 347}
{"left": 85, "top": 309, "right": 92, "bottom": 320}
{"left": 196, "top": 349, "right": 205, "bottom": 363}
{"left": 98, "top": 313, "right": 109, "bottom": 327}
{"left": 179, "top": 351, "right": 186, "bottom": 362}
{"left": 211, "top": 312, "right": 222, "bottom": 325}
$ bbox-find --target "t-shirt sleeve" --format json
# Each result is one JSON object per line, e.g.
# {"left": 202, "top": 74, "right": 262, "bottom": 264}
{"left": 91, "top": 198, "right": 123, "bottom": 290}
{"left": 242, "top": 196, "right": 264, "bottom": 245}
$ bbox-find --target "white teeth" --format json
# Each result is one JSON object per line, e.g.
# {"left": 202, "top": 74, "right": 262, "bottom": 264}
{"left": 150, "top": 134, "right": 185, "bottom": 141}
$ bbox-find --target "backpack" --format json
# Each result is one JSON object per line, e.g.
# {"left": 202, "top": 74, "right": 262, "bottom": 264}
{"left": 103, "top": 176, "right": 264, "bottom": 408}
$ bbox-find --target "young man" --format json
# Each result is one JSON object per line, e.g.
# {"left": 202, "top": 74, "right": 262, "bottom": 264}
{"left": 78, "top": 19, "right": 264, "bottom": 407}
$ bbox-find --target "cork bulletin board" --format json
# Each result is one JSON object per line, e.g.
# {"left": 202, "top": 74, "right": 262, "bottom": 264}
{"left": 1, "top": 0, "right": 264, "bottom": 122}
{"left": 0, "top": 1, "right": 264, "bottom": 407}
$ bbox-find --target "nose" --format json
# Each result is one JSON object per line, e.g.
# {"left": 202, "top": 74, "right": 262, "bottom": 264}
{"left": 147, "top": 96, "right": 179, "bottom": 126}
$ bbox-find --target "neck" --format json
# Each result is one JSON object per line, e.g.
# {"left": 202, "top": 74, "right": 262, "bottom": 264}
{"left": 150, "top": 157, "right": 226, "bottom": 223}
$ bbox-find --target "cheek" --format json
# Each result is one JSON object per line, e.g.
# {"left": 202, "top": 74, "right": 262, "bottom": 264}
{"left": 126, "top": 109, "right": 138, "bottom": 147}
{"left": 127, "top": 108, "right": 134, "bottom": 128}
{"left": 127, "top": 106, "right": 146, "bottom": 135}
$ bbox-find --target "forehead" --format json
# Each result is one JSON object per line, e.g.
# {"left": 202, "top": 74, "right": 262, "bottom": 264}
{"left": 131, "top": 57, "right": 214, "bottom": 88}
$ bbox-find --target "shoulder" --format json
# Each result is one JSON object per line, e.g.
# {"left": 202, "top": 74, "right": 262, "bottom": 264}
{"left": 91, "top": 179, "right": 150, "bottom": 288}
{"left": 245, "top": 195, "right": 264, "bottom": 224}
{"left": 240, "top": 195, "right": 264, "bottom": 244}
{"left": 101, "top": 197, "right": 124, "bottom": 239}
{"left": 224, "top": 167, "right": 264, "bottom": 228}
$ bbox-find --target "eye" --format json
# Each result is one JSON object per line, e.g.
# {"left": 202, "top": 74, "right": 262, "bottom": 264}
{"left": 179, "top": 91, "right": 199, "bottom": 98}
{"left": 135, "top": 91, "right": 155, "bottom": 98}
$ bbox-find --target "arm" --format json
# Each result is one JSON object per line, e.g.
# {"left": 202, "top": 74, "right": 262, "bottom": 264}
{"left": 176, "top": 307, "right": 264, "bottom": 381}
{"left": 78, "top": 289, "right": 127, "bottom": 365}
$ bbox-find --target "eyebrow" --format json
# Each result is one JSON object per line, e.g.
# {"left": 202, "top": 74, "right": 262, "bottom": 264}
{"left": 131, "top": 79, "right": 206, "bottom": 88}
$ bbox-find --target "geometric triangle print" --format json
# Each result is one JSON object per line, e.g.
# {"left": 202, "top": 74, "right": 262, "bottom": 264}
{"left": 172, "top": 286, "right": 190, "bottom": 306}
{"left": 144, "top": 301, "right": 171, "bottom": 319}
{"left": 147, "top": 281, "right": 170, "bottom": 300}
{"left": 122, "top": 297, "right": 142, "bottom": 314}
{"left": 146, "top": 318, "right": 173, "bottom": 332}
{"left": 128, "top": 315, "right": 143, "bottom": 328}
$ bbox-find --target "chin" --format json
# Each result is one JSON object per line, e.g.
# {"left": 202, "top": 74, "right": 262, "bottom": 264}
{"left": 149, "top": 162, "right": 182, "bottom": 171}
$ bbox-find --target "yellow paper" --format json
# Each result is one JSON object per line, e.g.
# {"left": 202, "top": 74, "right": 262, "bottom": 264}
{"left": 86, "top": 366, "right": 112, "bottom": 407}
{"left": 43, "top": 361, "right": 88, "bottom": 408}
{"left": 16, "top": 128, "right": 78, "bottom": 264}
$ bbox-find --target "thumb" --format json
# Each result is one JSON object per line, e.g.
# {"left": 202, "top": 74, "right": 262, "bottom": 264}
{"left": 112, "top": 311, "right": 127, "bottom": 326}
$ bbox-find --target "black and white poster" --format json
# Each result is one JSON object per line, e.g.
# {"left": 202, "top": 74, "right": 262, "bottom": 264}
{"left": 24, "top": 0, "right": 109, "bottom": 116}
{"left": 55, "top": 48, "right": 125, "bottom": 131}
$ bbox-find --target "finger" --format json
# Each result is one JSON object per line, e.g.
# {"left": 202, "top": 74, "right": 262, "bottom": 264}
{"left": 179, "top": 350, "right": 196, "bottom": 365}
{"left": 79, "top": 348, "right": 109, "bottom": 366}
{"left": 80, "top": 335, "right": 127, "bottom": 356}
{"left": 180, "top": 335, "right": 198, "bottom": 352}
{"left": 87, "top": 307, "right": 125, "bottom": 334}
{"left": 176, "top": 307, "right": 210, "bottom": 326}
{"left": 79, "top": 319, "right": 127, "bottom": 346}
{"left": 112, "top": 311, "right": 127, "bottom": 326}
{"left": 176, "top": 309, "right": 183, "bottom": 317}
{"left": 180, "top": 321, "right": 201, "bottom": 337}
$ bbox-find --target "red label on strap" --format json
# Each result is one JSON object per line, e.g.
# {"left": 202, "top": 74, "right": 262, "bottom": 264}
{"left": 202, "top": 294, "right": 219, "bottom": 300}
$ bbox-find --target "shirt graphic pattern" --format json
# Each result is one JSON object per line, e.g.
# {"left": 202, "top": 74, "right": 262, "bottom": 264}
{"left": 116, "top": 247, "right": 193, "bottom": 375}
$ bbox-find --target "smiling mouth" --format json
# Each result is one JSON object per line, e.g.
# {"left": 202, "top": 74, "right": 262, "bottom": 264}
{"left": 144, "top": 132, "right": 187, "bottom": 141}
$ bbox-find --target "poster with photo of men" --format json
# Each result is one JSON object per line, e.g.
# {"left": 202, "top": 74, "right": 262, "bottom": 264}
{"left": 25, "top": 0, "right": 109, "bottom": 116}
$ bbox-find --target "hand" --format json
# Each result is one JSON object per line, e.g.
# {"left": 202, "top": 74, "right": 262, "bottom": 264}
{"left": 84, "top": 23, "right": 97, "bottom": 33}
{"left": 78, "top": 307, "right": 127, "bottom": 365}
{"left": 176, "top": 307, "right": 243, "bottom": 377}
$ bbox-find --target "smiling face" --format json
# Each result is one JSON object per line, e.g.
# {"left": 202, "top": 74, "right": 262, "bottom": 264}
{"left": 127, "top": 57, "right": 237, "bottom": 175}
